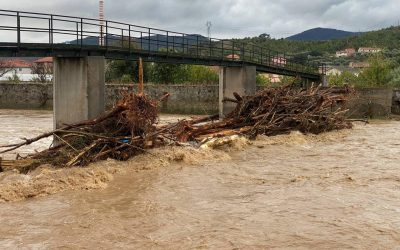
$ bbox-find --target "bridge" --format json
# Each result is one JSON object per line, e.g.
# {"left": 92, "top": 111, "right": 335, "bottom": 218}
{"left": 0, "top": 9, "right": 326, "bottom": 128}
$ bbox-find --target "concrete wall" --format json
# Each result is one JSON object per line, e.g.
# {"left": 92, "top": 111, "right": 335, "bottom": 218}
{"left": 0, "top": 82, "right": 398, "bottom": 117}
{"left": 347, "top": 88, "right": 393, "bottom": 118}
{"left": 393, "top": 89, "right": 400, "bottom": 115}
{"left": 0, "top": 82, "right": 218, "bottom": 114}
{"left": 346, "top": 88, "right": 393, "bottom": 118}
{"left": 0, "top": 82, "right": 52, "bottom": 109}
{"left": 106, "top": 84, "right": 218, "bottom": 114}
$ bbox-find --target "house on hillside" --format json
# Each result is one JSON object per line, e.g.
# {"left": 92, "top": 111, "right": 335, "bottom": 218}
{"left": 326, "top": 66, "right": 361, "bottom": 76}
{"left": 258, "top": 73, "right": 282, "bottom": 83}
{"left": 0, "top": 57, "right": 54, "bottom": 82}
{"left": 226, "top": 54, "right": 241, "bottom": 60}
{"left": 335, "top": 48, "right": 356, "bottom": 57}
{"left": 0, "top": 59, "right": 33, "bottom": 81}
{"left": 358, "top": 47, "right": 382, "bottom": 54}
{"left": 326, "top": 67, "right": 343, "bottom": 76}
{"left": 349, "top": 62, "right": 370, "bottom": 69}
{"left": 32, "top": 57, "right": 54, "bottom": 82}
{"left": 33, "top": 57, "right": 53, "bottom": 68}
{"left": 271, "top": 56, "right": 287, "bottom": 65}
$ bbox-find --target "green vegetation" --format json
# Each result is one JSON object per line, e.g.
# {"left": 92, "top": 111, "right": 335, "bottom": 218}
{"left": 237, "top": 26, "right": 400, "bottom": 58}
{"left": 7, "top": 71, "right": 21, "bottom": 83}
{"left": 389, "top": 67, "right": 400, "bottom": 86}
{"left": 328, "top": 54, "right": 400, "bottom": 87}
{"left": 105, "top": 26, "right": 400, "bottom": 88}
{"left": 106, "top": 60, "right": 218, "bottom": 84}
{"left": 256, "top": 74, "right": 271, "bottom": 86}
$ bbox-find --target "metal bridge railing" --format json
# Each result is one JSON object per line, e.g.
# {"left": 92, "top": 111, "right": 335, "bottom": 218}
{"left": 0, "top": 9, "right": 325, "bottom": 76}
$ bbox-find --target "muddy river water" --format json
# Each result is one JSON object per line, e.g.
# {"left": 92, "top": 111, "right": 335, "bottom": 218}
{"left": 0, "top": 110, "right": 400, "bottom": 249}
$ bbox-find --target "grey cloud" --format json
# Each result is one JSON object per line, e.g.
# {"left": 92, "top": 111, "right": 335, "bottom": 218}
{"left": 0, "top": 0, "right": 398, "bottom": 39}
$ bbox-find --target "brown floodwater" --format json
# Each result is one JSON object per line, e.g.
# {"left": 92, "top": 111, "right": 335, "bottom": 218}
{"left": 0, "top": 110, "right": 400, "bottom": 249}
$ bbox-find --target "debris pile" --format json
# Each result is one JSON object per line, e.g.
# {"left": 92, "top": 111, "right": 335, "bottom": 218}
{"left": 170, "top": 85, "right": 354, "bottom": 142}
{"left": 0, "top": 92, "right": 163, "bottom": 172}
{"left": 0, "top": 85, "right": 354, "bottom": 172}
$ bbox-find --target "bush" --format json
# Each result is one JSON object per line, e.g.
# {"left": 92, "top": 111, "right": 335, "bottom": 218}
{"left": 7, "top": 71, "right": 21, "bottom": 83}
{"left": 358, "top": 54, "right": 393, "bottom": 86}
{"left": 256, "top": 74, "right": 271, "bottom": 86}
{"left": 186, "top": 65, "right": 218, "bottom": 84}
{"left": 389, "top": 67, "right": 400, "bottom": 87}
{"left": 120, "top": 74, "right": 132, "bottom": 84}
{"left": 147, "top": 63, "right": 218, "bottom": 84}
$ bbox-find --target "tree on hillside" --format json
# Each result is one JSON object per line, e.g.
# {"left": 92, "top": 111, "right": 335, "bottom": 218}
{"left": 105, "top": 60, "right": 151, "bottom": 83}
{"left": 358, "top": 54, "right": 393, "bottom": 86}
{"left": 148, "top": 63, "right": 189, "bottom": 84}
{"left": 259, "top": 33, "right": 271, "bottom": 39}
{"left": 389, "top": 67, "right": 400, "bottom": 87}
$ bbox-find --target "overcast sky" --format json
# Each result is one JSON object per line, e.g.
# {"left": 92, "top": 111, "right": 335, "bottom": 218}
{"left": 1, "top": 0, "right": 399, "bottom": 39}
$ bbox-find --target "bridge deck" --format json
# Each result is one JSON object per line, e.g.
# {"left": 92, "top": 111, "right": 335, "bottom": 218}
{"left": 0, "top": 9, "right": 324, "bottom": 81}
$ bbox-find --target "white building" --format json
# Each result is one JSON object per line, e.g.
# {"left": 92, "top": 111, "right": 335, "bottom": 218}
{"left": 335, "top": 48, "right": 356, "bottom": 58}
{"left": 0, "top": 59, "right": 34, "bottom": 81}
{"left": 358, "top": 47, "right": 382, "bottom": 54}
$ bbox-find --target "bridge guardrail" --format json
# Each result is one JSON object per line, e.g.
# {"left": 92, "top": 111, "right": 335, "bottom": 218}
{"left": 0, "top": 9, "right": 325, "bottom": 78}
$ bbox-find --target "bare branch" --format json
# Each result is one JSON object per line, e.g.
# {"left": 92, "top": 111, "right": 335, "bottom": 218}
{"left": 0, "top": 60, "right": 14, "bottom": 78}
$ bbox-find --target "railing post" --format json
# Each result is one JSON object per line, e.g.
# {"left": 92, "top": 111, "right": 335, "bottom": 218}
{"left": 156, "top": 32, "right": 159, "bottom": 52}
{"left": 186, "top": 36, "right": 189, "bottom": 56}
{"left": 16, "top": 12, "right": 20, "bottom": 47}
{"left": 242, "top": 43, "right": 245, "bottom": 61}
{"left": 76, "top": 22, "right": 79, "bottom": 45}
{"left": 49, "top": 15, "right": 54, "bottom": 45}
{"left": 173, "top": 35, "right": 175, "bottom": 53}
{"left": 105, "top": 21, "right": 108, "bottom": 49}
{"left": 128, "top": 25, "right": 131, "bottom": 52}
{"left": 231, "top": 40, "right": 234, "bottom": 61}
{"left": 80, "top": 18, "right": 83, "bottom": 47}
{"left": 209, "top": 37, "right": 212, "bottom": 58}
{"left": 48, "top": 19, "right": 51, "bottom": 44}
{"left": 148, "top": 28, "right": 151, "bottom": 52}
{"left": 140, "top": 32, "right": 143, "bottom": 50}
{"left": 183, "top": 34, "right": 186, "bottom": 55}
{"left": 221, "top": 40, "right": 224, "bottom": 61}
{"left": 121, "top": 29, "right": 124, "bottom": 48}
{"left": 166, "top": 31, "right": 169, "bottom": 55}
{"left": 100, "top": 22, "right": 103, "bottom": 46}
{"left": 251, "top": 44, "right": 254, "bottom": 61}
{"left": 196, "top": 35, "right": 199, "bottom": 58}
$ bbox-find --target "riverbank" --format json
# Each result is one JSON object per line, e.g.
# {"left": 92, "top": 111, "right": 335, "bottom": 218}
{"left": 0, "top": 82, "right": 398, "bottom": 117}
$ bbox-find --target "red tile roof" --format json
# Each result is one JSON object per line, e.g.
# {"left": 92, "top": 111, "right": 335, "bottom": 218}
{"left": 0, "top": 59, "right": 32, "bottom": 68}
{"left": 34, "top": 57, "right": 53, "bottom": 63}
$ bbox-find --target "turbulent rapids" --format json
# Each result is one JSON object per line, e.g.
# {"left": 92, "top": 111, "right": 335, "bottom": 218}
{"left": 0, "top": 115, "right": 399, "bottom": 248}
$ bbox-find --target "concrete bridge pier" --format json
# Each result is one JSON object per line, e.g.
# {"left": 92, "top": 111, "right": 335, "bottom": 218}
{"left": 219, "top": 66, "right": 256, "bottom": 118}
{"left": 53, "top": 56, "right": 105, "bottom": 129}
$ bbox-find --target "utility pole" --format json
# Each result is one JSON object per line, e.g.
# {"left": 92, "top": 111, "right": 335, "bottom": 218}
{"left": 99, "top": 0, "right": 105, "bottom": 46}
{"left": 206, "top": 21, "right": 212, "bottom": 39}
